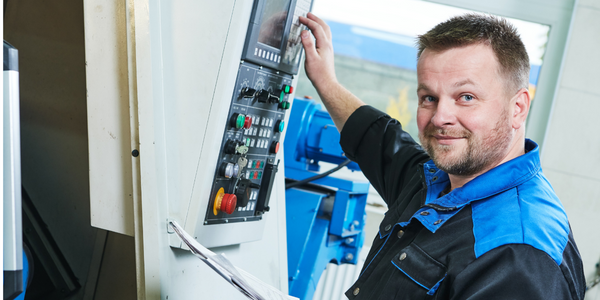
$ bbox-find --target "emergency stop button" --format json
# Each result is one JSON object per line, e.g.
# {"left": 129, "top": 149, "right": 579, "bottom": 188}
{"left": 213, "top": 187, "right": 237, "bottom": 215}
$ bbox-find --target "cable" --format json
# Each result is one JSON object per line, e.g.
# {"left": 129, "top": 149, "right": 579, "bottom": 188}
{"left": 285, "top": 159, "right": 352, "bottom": 189}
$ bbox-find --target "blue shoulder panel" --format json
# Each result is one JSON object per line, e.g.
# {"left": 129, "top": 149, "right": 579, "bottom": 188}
{"left": 471, "top": 173, "right": 570, "bottom": 265}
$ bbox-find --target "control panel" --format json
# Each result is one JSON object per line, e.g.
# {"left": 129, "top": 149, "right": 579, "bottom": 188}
{"left": 205, "top": 61, "right": 294, "bottom": 225}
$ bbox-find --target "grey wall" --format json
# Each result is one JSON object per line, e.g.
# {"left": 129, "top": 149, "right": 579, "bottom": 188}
{"left": 541, "top": 1, "right": 600, "bottom": 298}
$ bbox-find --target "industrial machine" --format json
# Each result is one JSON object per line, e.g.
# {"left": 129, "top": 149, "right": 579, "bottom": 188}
{"left": 284, "top": 98, "right": 370, "bottom": 300}
{"left": 4, "top": 41, "right": 24, "bottom": 300}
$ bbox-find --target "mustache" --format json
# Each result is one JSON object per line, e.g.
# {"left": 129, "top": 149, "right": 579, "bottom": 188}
{"left": 422, "top": 124, "right": 472, "bottom": 138}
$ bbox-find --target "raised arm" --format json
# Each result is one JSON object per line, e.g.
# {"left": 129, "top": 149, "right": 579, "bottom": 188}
{"left": 299, "top": 13, "right": 365, "bottom": 132}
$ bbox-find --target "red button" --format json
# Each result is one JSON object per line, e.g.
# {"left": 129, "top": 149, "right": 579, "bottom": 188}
{"left": 220, "top": 193, "right": 237, "bottom": 214}
{"left": 244, "top": 116, "right": 252, "bottom": 129}
{"left": 253, "top": 172, "right": 259, "bottom": 179}
{"left": 270, "top": 141, "right": 280, "bottom": 154}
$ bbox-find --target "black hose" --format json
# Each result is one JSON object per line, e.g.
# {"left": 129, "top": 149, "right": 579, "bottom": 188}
{"left": 285, "top": 159, "right": 352, "bottom": 189}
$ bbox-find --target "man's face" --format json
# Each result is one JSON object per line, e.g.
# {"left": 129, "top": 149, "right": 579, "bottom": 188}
{"left": 416, "top": 43, "right": 514, "bottom": 176}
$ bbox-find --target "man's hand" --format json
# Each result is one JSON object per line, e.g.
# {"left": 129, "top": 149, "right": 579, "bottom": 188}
{"left": 298, "top": 13, "right": 365, "bottom": 132}
{"left": 299, "top": 13, "right": 337, "bottom": 92}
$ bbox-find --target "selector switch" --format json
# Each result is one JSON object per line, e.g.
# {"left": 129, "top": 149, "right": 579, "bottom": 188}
{"left": 224, "top": 140, "right": 239, "bottom": 154}
{"left": 256, "top": 89, "right": 270, "bottom": 103}
{"left": 241, "top": 87, "right": 256, "bottom": 98}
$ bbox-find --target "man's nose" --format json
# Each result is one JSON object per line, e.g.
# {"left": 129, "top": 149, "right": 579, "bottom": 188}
{"left": 430, "top": 98, "right": 457, "bottom": 128}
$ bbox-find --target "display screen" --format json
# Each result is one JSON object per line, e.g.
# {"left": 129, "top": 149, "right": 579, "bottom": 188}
{"left": 257, "top": 0, "right": 291, "bottom": 49}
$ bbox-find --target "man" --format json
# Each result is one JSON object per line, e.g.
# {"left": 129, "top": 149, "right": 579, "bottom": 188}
{"left": 298, "top": 13, "right": 586, "bottom": 299}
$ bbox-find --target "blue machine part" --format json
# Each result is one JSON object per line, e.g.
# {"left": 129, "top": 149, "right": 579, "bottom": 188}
{"left": 285, "top": 98, "right": 370, "bottom": 300}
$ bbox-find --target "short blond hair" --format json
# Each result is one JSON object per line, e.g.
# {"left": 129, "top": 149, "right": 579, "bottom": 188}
{"left": 417, "top": 14, "right": 530, "bottom": 94}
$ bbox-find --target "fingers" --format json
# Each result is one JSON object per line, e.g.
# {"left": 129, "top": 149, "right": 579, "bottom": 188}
{"left": 306, "top": 12, "right": 332, "bottom": 41}
{"left": 298, "top": 14, "right": 330, "bottom": 51}
{"left": 300, "top": 29, "right": 318, "bottom": 58}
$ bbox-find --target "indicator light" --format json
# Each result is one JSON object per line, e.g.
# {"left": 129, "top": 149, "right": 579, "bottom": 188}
{"left": 245, "top": 138, "right": 251, "bottom": 146}
{"left": 257, "top": 172, "right": 262, "bottom": 180}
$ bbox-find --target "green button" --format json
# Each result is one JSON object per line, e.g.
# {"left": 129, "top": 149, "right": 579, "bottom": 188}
{"left": 245, "top": 138, "right": 251, "bottom": 146}
{"left": 236, "top": 114, "right": 245, "bottom": 129}
{"left": 279, "top": 90, "right": 285, "bottom": 103}
{"left": 284, "top": 85, "right": 290, "bottom": 93}
{"left": 257, "top": 172, "right": 262, "bottom": 179}
{"left": 278, "top": 121, "right": 285, "bottom": 132}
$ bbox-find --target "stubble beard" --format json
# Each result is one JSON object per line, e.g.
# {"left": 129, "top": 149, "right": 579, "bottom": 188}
{"left": 418, "top": 110, "right": 513, "bottom": 176}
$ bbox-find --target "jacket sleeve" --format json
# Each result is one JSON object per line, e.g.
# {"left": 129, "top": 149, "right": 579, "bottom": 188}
{"left": 450, "top": 244, "right": 581, "bottom": 300}
{"left": 339, "top": 105, "right": 429, "bottom": 206}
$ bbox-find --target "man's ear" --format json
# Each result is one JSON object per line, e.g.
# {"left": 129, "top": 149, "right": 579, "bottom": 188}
{"left": 512, "top": 88, "right": 531, "bottom": 130}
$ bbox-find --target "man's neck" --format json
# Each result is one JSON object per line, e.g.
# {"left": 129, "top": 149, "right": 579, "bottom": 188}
{"left": 447, "top": 138, "right": 526, "bottom": 191}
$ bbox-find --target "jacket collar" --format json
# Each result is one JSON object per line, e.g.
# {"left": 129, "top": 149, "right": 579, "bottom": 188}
{"left": 381, "top": 139, "right": 541, "bottom": 236}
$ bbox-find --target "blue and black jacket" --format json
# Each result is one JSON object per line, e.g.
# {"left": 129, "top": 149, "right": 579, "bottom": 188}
{"left": 340, "top": 106, "right": 586, "bottom": 299}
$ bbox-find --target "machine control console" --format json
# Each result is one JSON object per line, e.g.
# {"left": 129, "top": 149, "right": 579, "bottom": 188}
{"left": 205, "top": 61, "right": 293, "bottom": 225}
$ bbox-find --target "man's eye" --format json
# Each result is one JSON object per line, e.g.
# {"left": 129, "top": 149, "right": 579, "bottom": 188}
{"left": 461, "top": 95, "right": 474, "bottom": 101}
{"left": 424, "top": 96, "right": 435, "bottom": 102}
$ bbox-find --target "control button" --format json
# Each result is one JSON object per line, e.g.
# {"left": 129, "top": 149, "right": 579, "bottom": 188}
{"left": 279, "top": 90, "right": 286, "bottom": 103}
{"left": 282, "top": 84, "right": 293, "bottom": 94}
{"left": 275, "top": 120, "right": 285, "bottom": 132}
{"left": 213, "top": 187, "right": 237, "bottom": 215}
{"left": 280, "top": 101, "right": 291, "bottom": 110}
{"left": 253, "top": 172, "right": 259, "bottom": 179}
{"left": 245, "top": 138, "right": 251, "bottom": 146}
{"left": 253, "top": 116, "right": 260, "bottom": 125}
{"left": 270, "top": 141, "right": 280, "bottom": 154}
{"left": 231, "top": 113, "right": 246, "bottom": 129}
{"left": 220, "top": 162, "right": 239, "bottom": 178}
{"left": 244, "top": 116, "right": 252, "bottom": 129}
{"left": 268, "top": 119, "right": 274, "bottom": 127}
{"left": 257, "top": 172, "right": 262, "bottom": 179}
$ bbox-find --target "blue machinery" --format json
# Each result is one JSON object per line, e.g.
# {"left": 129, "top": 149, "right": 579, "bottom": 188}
{"left": 284, "top": 98, "right": 370, "bottom": 300}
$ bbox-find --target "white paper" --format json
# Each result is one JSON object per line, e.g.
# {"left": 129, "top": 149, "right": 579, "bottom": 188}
{"left": 168, "top": 220, "right": 298, "bottom": 300}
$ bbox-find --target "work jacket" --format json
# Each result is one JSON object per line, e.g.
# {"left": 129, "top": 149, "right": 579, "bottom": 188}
{"left": 340, "top": 105, "right": 586, "bottom": 300}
